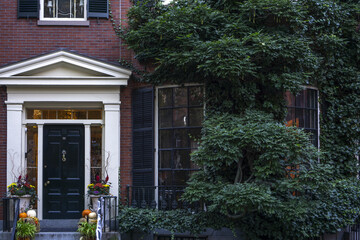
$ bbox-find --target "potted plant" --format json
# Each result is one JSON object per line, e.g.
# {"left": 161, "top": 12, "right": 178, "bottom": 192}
{"left": 77, "top": 222, "right": 96, "bottom": 240}
{"left": 15, "top": 219, "right": 36, "bottom": 240}
{"left": 8, "top": 175, "right": 36, "bottom": 212}
{"left": 88, "top": 175, "right": 110, "bottom": 212}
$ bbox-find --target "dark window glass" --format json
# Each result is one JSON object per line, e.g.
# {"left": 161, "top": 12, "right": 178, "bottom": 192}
{"left": 286, "top": 89, "right": 318, "bottom": 147}
{"left": 158, "top": 86, "right": 203, "bottom": 186}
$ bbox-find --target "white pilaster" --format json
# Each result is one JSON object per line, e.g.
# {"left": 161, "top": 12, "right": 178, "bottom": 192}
{"left": 6, "top": 103, "right": 23, "bottom": 187}
{"left": 103, "top": 103, "right": 120, "bottom": 198}
{"left": 37, "top": 124, "right": 44, "bottom": 220}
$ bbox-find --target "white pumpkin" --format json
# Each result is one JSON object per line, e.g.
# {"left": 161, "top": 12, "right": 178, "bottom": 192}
{"left": 27, "top": 209, "right": 36, "bottom": 218}
{"left": 88, "top": 212, "right": 97, "bottom": 219}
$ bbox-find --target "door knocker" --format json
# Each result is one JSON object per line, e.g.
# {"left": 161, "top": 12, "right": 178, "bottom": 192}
{"left": 62, "top": 150, "right": 67, "bottom": 162}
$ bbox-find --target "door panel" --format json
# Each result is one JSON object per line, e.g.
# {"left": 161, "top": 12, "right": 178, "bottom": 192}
{"left": 43, "top": 125, "right": 84, "bottom": 219}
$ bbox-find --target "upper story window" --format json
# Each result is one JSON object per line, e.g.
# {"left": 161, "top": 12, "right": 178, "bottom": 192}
{"left": 285, "top": 88, "right": 319, "bottom": 147}
{"left": 42, "top": 0, "right": 86, "bottom": 20}
{"left": 18, "top": 0, "right": 109, "bottom": 22}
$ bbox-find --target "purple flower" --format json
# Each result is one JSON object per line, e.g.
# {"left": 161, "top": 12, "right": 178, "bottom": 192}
{"left": 93, "top": 191, "right": 99, "bottom": 195}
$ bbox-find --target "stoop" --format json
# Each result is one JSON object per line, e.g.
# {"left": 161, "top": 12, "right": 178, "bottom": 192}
{"left": 0, "top": 219, "right": 120, "bottom": 240}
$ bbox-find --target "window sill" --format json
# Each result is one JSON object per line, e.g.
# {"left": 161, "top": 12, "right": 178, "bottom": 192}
{"left": 37, "top": 20, "right": 90, "bottom": 26}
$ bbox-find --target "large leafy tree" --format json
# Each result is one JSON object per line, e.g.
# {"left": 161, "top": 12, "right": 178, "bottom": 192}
{"left": 120, "top": 0, "right": 360, "bottom": 239}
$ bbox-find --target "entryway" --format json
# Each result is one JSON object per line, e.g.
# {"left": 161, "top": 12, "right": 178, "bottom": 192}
{"left": 43, "top": 125, "right": 84, "bottom": 219}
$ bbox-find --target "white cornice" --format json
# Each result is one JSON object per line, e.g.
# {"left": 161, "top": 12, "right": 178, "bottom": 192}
{"left": 0, "top": 78, "right": 128, "bottom": 86}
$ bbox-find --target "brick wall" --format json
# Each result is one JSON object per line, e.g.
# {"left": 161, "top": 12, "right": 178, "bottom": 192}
{"left": 0, "top": 0, "right": 136, "bottom": 67}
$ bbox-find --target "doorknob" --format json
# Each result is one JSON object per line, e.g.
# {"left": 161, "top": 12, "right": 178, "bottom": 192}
{"left": 62, "top": 150, "right": 67, "bottom": 162}
{"left": 44, "top": 180, "right": 50, "bottom": 187}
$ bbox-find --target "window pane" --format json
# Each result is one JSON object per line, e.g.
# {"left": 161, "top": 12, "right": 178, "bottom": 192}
{"left": 284, "top": 91, "right": 295, "bottom": 107}
{"left": 58, "top": 0, "right": 72, "bottom": 18}
{"left": 91, "top": 168, "right": 102, "bottom": 183}
{"left": 32, "top": 110, "right": 42, "bottom": 119}
{"left": 73, "top": 110, "right": 87, "bottom": 119}
{"left": 159, "top": 88, "right": 173, "bottom": 108}
{"left": 295, "top": 91, "right": 305, "bottom": 107}
{"left": 173, "top": 171, "right": 189, "bottom": 185}
{"left": 160, "top": 150, "right": 171, "bottom": 169}
{"left": 308, "top": 89, "right": 317, "bottom": 109}
{"left": 159, "top": 109, "right": 172, "bottom": 128}
{"left": 27, "top": 109, "right": 35, "bottom": 119}
{"left": 174, "top": 129, "right": 188, "bottom": 148}
{"left": 295, "top": 109, "right": 304, "bottom": 128}
{"left": 26, "top": 124, "right": 38, "bottom": 208}
{"left": 286, "top": 108, "right": 295, "bottom": 127}
{"left": 42, "top": 110, "right": 57, "bottom": 119}
{"left": 173, "top": 150, "right": 191, "bottom": 169}
{"left": 58, "top": 110, "right": 72, "bottom": 119}
{"left": 174, "top": 87, "right": 187, "bottom": 107}
{"left": 74, "top": 0, "right": 84, "bottom": 18}
{"left": 189, "top": 128, "right": 201, "bottom": 148}
{"left": 189, "top": 108, "right": 203, "bottom": 126}
{"left": 88, "top": 110, "right": 102, "bottom": 119}
{"left": 189, "top": 87, "right": 204, "bottom": 106}
{"left": 160, "top": 130, "right": 173, "bottom": 148}
{"left": 159, "top": 171, "right": 172, "bottom": 186}
{"left": 91, "top": 126, "right": 102, "bottom": 168}
{"left": 173, "top": 108, "right": 187, "bottom": 127}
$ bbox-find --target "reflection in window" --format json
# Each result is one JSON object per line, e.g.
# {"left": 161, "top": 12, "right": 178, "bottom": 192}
{"left": 26, "top": 125, "right": 38, "bottom": 207}
{"left": 285, "top": 89, "right": 318, "bottom": 147}
{"left": 43, "top": 0, "right": 85, "bottom": 19}
{"left": 27, "top": 109, "right": 102, "bottom": 120}
{"left": 91, "top": 126, "right": 102, "bottom": 183}
{"left": 158, "top": 86, "right": 204, "bottom": 186}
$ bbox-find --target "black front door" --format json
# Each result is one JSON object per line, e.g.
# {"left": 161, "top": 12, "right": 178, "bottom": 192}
{"left": 43, "top": 125, "right": 84, "bottom": 219}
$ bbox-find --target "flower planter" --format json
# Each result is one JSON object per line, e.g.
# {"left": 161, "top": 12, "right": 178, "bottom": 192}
{"left": 12, "top": 195, "right": 31, "bottom": 212}
{"left": 89, "top": 195, "right": 108, "bottom": 212}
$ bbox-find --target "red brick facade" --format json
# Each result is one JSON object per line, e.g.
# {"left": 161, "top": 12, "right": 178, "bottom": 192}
{"left": 0, "top": 0, "right": 136, "bottom": 67}
{"left": 0, "top": 0, "right": 142, "bottom": 217}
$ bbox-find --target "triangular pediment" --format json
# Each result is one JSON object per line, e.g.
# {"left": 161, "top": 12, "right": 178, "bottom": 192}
{"left": 0, "top": 50, "right": 131, "bottom": 86}
{"left": 16, "top": 62, "right": 112, "bottom": 77}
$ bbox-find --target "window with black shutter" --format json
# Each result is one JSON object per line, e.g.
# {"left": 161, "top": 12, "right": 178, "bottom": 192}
{"left": 20, "top": 0, "right": 109, "bottom": 20}
{"left": 132, "top": 88, "right": 154, "bottom": 187}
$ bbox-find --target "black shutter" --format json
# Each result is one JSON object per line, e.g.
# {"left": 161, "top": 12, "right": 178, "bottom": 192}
{"left": 18, "top": 0, "right": 38, "bottom": 18}
{"left": 132, "top": 88, "right": 154, "bottom": 187}
{"left": 88, "top": 0, "right": 108, "bottom": 18}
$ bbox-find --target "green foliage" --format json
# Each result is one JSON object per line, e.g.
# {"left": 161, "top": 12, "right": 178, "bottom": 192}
{"left": 183, "top": 111, "right": 360, "bottom": 239}
{"left": 122, "top": 0, "right": 360, "bottom": 239}
{"left": 118, "top": 208, "right": 228, "bottom": 235}
{"left": 77, "top": 222, "right": 96, "bottom": 240}
{"left": 16, "top": 220, "right": 36, "bottom": 240}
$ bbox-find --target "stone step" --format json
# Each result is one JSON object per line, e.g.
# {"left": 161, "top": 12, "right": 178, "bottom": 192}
{"left": 40, "top": 219, "right": 79, "bottom": 232}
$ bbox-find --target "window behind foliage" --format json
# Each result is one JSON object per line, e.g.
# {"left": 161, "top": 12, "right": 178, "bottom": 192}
{"left": 158, "top": 86, "right": 204, "bottom": 186}
{"left": 285, "top": 89, "right": 319, "bottom": 147}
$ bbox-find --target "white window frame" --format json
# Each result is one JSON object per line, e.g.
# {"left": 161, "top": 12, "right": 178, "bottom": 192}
{"left": 39, "top": 0, "right": 87, "bottom": 21}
